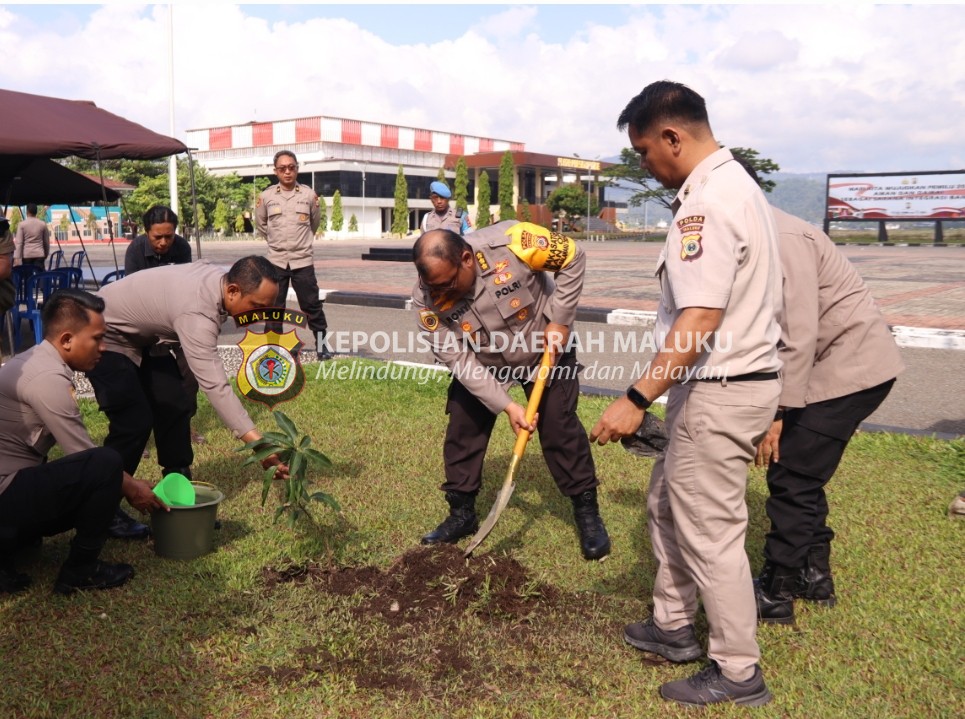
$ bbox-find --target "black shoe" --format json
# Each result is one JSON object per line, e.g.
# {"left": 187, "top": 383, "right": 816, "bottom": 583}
{"left": 571, "top": 489, "right": 611, "bottom": 561}
{"left": 316, "top": 332, "right": 334, "bottom": 361}
{"left": 53, "top": 560, "right": 135, "bottom": 595}
{"left": 624, "top": 617, "right": 703, "bottom": 662}
{"left": 420, "top": 490, "right": 478, "bottom": 545}
{"left": 660, "top": 661, "right": 772, "bottom": 707}
{"left": 799, "top": 544, "right": 836, "bottom": 607}
{"left": 108, "top": 508, "right": 151, "bottom": 540}
{"left": 755, "top": 561, "right": 800, "bottom": 625}
{"left": 0, "top": 566, "right": 32, "bottom": 594}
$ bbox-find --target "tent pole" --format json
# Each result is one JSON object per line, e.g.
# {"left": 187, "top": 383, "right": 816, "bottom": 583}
{"left": 187, "top": 150, "right": 201, "bottom": 260}
{"left": 93, "top": 145, "right": 120, "bottom": 273}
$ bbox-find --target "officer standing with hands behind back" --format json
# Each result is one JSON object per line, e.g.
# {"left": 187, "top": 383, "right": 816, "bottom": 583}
{"left": 255, "top": 150, "right": 331, "bottom": 359}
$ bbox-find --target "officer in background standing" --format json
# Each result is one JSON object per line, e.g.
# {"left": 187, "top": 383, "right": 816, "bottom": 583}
{"left": 412, "top": 221, "right": 610, "bottom": 561}
{"left": 14, "top": 203, "right": 50, "bottom": 269}
{"left": 255, "top": 150, "right": 330, "bottom": 359}
{"left": 590, "top": 81, "right": 782, "bottom": 707}
{"left": 421, "top": 181, "right": 471, "bottom": 235}
{"left": 738, "top": 160, "right": 905, "bottom": 625}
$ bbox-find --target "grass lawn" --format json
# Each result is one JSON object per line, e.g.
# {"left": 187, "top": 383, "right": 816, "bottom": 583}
{"left": 1, "top": 359, "right": 962, "bottom": 718}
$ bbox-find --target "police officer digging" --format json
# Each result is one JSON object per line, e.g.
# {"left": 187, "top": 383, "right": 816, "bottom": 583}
{"left": 412, "top": 221, "right": 609, "bottom": 561}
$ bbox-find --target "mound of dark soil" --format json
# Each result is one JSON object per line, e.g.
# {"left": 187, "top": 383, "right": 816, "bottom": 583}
{"left": 258, "top": 545, "right": 609, "bottom": 702}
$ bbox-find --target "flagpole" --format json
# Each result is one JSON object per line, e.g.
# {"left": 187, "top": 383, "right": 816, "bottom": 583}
{"left": 167, "top": 3, "right": 179, "bottom": 215}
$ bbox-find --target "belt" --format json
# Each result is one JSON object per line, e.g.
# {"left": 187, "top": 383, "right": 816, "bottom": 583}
{"left": 694, "top": 371, "right": 779, "bottom": 383}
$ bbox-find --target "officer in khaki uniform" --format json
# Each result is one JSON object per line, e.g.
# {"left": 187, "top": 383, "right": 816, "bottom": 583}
{"left": 14, "top": 203, "right": 50, "bottom": 269}
{"left": 592, "top": 81, "right": 782, "bottom": 707}
{"left": 750, "top": 196, "right": 904, "bottom": 624}
{"left": 254, "top": 150, "right": 330, "bottom": 358}
{"left": 0, "top": 289, "right": 162, "bottom": 595}
{"left": 412, "top": 221, "right": 609, "bottom": 561}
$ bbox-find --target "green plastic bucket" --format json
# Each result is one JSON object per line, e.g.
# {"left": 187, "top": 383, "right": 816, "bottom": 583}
{"left": 151, "top": 482, "right": 224, "bottom": 560}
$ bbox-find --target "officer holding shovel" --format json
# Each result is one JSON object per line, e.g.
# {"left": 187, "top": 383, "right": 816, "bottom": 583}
{"left": 412, "top": 221, "right": 610, "bottom": 561}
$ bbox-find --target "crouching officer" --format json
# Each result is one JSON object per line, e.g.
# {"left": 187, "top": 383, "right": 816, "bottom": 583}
{"left": 412, "top": 221, "right": 609, "bottom": 560}
{"left": 0, "top": 289, "right": 163, "bottom": 595}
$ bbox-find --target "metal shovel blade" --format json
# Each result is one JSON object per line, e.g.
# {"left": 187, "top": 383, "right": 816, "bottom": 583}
{"left": 463, "top": 459, "right": 520, "bottom": 558}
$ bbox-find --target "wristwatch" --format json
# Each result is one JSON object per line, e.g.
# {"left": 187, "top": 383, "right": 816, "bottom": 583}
{"left": 626, "top": 385, "right": 652, "bottom": 410}
{"left": 774, "top": 408, "right": 786, "bottom": 421}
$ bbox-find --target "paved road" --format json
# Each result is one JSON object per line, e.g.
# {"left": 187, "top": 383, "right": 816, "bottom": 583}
{"left": 66, "top": 238, "right": 965, "bottom": 436}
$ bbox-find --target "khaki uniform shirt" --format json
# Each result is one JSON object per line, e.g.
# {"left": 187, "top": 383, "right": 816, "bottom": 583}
{"left": 772, "top": 207, "right": 904, "bottom": 407}
{"left": 422, "top": 206, "right": 467, "bottom": 234}
{"left": 14, "top": 216, "right": 50, "bottom": 260}
{"left": 97, "top": 263, "right": 256, "bottom": 438}
{"left": 255, "top": 182, "right": 321, "bottom": 270}
{"left": 0, "top": 341, "right": 95, "bottom": 495}
{"left": 412, "top": 221, "right": 585, "bottom": 413}
{"left": 655, "top": 148, "right": 783, "bottom": 378}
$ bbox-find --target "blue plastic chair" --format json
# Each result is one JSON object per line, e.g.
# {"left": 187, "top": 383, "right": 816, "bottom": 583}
{"left": 5, "top": 265, "right": 41, "bottom": 348}
{"left": 101, "top": 270, "right": 126, "bottom": 285}
{"left": 46, "top": 250, "right": 65, "bottom": 270}
{"left": 20, "top": 271, "right": 67, "bottom": 348}
{"left": 70, "top": 250, "right": 87, "bottom": 269}
{"left": 52, "top": 267, "right": 83, "bottom": 288}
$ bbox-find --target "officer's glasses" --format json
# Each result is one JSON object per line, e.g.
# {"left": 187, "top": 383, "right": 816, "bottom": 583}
{"left": 420, "top": 265, "right": 461, "bottom": 293}
{"left": 275, "top": 164, "right": 298, "bottom": 173}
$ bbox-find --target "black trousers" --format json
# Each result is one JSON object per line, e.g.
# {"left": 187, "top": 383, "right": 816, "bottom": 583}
{"left": 442, "top": 352, "right": 598, "bottom": 497}
{"left": 0, "top": 447, "right": 123, "bottom": 566}
{"left": 87, "top": 350, "right": 195, "bottom": 476}
{"left": 763, "top": 379, "right": 895, "bottom": 568}
{"left": 272, "top": 264, "right": 327, "bottom": 334}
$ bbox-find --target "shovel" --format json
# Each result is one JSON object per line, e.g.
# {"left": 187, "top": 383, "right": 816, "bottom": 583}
{"left": 464, "top": 347, "right": 555, "bottom": 558}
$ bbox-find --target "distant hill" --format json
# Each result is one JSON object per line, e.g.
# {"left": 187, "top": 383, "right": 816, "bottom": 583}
{"left": 768, "top": 173, "right": 826, "bottom": 224}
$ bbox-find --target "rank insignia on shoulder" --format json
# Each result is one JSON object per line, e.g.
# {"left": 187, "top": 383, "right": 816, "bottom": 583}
{"left": 494, "top": 259, "right": 509, "bottom": 272}
{"left": 475, "top": 251, "right": 490, "bottom": 272}
{"left": 420, "top": 310, "right": 440, "bottom": 331}
{"left": 680, "top": 233, "right": 703, "bottom": 261}
{"left": 493, "top": 272, "right": 513, "bottom": 285}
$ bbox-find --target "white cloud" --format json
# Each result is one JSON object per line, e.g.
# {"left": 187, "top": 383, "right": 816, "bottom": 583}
{"left": 0, "top": 3, "right": 960, "bottom": 173}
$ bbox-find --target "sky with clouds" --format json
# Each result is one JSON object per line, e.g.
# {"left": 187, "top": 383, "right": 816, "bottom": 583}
{"left": 0, "top": 2, "right": 961, "bottom": 174}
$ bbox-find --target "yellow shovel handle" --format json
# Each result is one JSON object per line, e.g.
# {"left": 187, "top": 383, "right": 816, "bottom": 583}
{"left": 511, "top": 347, "right": 555, "bottom": 457}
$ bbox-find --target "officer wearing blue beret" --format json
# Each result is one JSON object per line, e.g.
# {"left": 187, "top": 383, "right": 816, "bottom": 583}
{"left": 422, "top": 181, "right": 471, "bottom": 235}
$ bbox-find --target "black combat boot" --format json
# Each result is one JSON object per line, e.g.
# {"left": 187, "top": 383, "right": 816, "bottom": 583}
{"left": 754, "top": 561, "right": 801, "bottom": 625}
{"left": 799, "top": 544, "right": 836, "bottom": 607}
{"left": 316, "top": 331, "right": 333, "bottom": 361}
{"left": 420, "top": 490, "right": 478, "bottom": 545}
{"left": 571, "top": 489, "right": 611, "bottom": 561}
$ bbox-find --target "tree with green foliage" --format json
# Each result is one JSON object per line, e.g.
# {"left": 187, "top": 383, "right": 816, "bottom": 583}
{"left": 476, "top": 170, "right": 492, "bottom": 228}
{"left": 85, "top": 210, "right": 99, "bottom": 239}
{"left": 331, "top": 190, "right": 344, "bottom": 232}
{"left": 437, "top": 167, "right": 446, "bottom": 181}
{"left": 602, "top": 145, "right": 779, "bottom": 211}
{"left": 213, "top": 199, "right": 229, "bottom": 234}
{"left": 234, "top": 214, "right": 245, "bottom": 233}
{"left": 317, "top": 194, "right": 328, "bottom": 235}
{"left": 547, "top": 183, "right": 597, "bottom": 229}
{"left": 391, "top": 165, "right": 409, "bottom": 237}
{"left": 195, "top": 204, "right": 207, "bottom": 232}
{"left": 8, "top": 207, "right": 22, "bottom": 235}
{"left": 519, "top": 199, "right": 532, "bottom": 223}
{"left": 348, "top": 214, "right": 358, "bottom": 232}
{"left": 454, "top": 157, "right": 469, "bottom": 213}
{"left": 58, "top": 214, "right": 70, "bottom": 239}
{"left": 498, "top": 151, "right": 516, "bottom": 221}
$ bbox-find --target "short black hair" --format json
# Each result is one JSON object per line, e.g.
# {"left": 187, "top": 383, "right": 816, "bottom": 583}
{"left": 273, "top": 150, "right": 297, "bottom": 167}
{"left": 143, "top": 205, "right": 178, "bottom": 231}
{"left": 26, "top": 203, "right": 38, "bottom": 216}
{"left": 412, "top": 229, "right": 471, "bottom": 276}
{"left": 616, "top": 80, "right": 710, "bottom": 135}
{"left": 226, "top": 255, "right": 280, "bottom": 295}
{"left": 42, "top": 289, "right": 105, "bottom": 339}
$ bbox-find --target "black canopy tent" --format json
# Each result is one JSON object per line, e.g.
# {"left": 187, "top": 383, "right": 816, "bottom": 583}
{"left": 0, "top": 87, "right": 198, "bottom": 274}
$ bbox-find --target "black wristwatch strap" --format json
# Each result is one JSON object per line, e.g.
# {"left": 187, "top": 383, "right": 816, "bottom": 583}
{"left": 626, "top": 385, "right": 652, "bottom": 410}
{"left": 774, "top": 408, "right": 785, "bottom": 421}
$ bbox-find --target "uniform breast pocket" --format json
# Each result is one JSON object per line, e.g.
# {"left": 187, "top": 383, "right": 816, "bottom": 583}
{"left": 494, "top": 283, "right": 536, "bottom": 328}
{"left": 655, "top": 255, "right": 674, "bottom": 314}
{"left": 267, "top": 205, "right": 284, "bottom": 222}
{"left": 294, "top": 201, "right": 313, "bottom": 224}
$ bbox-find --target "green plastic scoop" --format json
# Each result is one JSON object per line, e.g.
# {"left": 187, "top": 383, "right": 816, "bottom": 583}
{"left": 153, "top": 472, "right": 196, "bottom": 507}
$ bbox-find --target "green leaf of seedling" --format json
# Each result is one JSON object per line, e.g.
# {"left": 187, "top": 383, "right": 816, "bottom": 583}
{"left": 236, "top": 439, "right": 264, "bottom": 452}
{"left": 261, "top": 471, "right": 273, "bottom": 506}
{"left": 310, "top": 492, "right": 341, "bottom": 512}
{"left": 260, "top": 431, "right": 294, "bottom": 447}
{"left": 249, "top": 446, "right": 284, "bottom": 464}
{"left": 298, "top": 435, "right": 312, "bottom": 450}
{"left": 273, "top": 410, "right": 298, "bottom": 442}
{"left": 272, "top": 504, "right": 286, "bottom": 524}
{"left": 303, "top": 448, "right": 332, "bottom": 468}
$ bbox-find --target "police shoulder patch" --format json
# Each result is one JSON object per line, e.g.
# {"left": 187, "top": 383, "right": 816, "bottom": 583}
{"left": 420, "top": 310, "right": 440, "bottom": 331}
